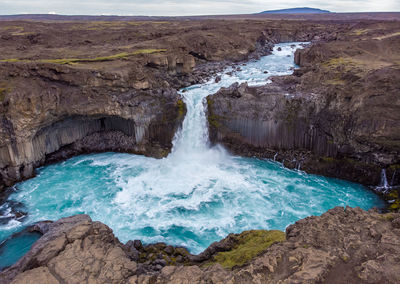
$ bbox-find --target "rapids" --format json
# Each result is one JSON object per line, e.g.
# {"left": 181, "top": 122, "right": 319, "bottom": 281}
{"left": 0, "top": 43, "right": 384, "bottom": 268}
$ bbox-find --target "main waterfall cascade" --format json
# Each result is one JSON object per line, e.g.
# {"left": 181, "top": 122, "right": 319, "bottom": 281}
{"left": 0, "top": 43, "right": 384, "bottom": 267}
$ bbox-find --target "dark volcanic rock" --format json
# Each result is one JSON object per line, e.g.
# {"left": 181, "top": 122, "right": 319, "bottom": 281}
{"left": 207, "top": 27, "right": 400, "bottom": 187}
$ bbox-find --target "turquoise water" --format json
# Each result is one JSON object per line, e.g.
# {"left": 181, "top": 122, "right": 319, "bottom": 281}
{"left": 0, "top": 43, "right": 384, "bottom": 263}
{"left": 0, "top": 230, "right": 41, "bottom": 270}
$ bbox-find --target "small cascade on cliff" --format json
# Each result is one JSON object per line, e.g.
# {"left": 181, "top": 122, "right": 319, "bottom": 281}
{"left": 391, "top": 170, "right": 397, "bottom": 187}
{"left": 376, "top": 169, "right": 391, "bottom": 193}
{"left": 0, "top": 43, "right": 385, "bottom": 260}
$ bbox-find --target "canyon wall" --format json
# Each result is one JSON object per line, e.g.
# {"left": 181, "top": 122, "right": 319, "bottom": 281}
{"left": 0, "top": 62, "right": 186, "bottom": 188}
{"left": 207, "top": 31, "right": 400, "bottom": 186}
{"left": 0, "top": 19, "right": 333, "bottom": 190}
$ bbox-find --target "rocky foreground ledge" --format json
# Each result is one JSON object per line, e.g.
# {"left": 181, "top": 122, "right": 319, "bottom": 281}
{"left": 1, "top": 207, "right": 400, "bottom": 283}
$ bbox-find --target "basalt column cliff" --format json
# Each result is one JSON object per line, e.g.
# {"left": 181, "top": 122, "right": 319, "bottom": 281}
{"left": 207, "top": 20, "right": 400, "bottom": 187}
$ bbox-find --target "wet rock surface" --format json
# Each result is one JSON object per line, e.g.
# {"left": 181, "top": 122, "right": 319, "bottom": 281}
{"left": 1, "top": 207, "right": 400, "bottom": 283}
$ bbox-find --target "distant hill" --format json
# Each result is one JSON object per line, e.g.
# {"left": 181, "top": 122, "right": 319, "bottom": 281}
{"left": 259, "top": 7, "right": 331, "bottom": 14}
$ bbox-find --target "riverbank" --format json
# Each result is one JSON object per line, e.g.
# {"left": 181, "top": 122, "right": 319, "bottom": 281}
{"left": 2, "top": 207, "right": 400, "bottom": 283}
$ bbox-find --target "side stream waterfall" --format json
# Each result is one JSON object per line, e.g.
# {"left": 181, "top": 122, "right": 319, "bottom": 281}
{"left": 0, "top": 43, "right": 384, "bottom": 269}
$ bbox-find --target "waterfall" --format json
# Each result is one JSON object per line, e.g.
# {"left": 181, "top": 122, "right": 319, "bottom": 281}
{"left": 391, "top": 170, "right": 397, "bottom": 187}
{"left": 2, "top": 42, "right": 384, "bottom": 257}
{"left": 376, "top": 169, "right": 391, "bottom": 193}
{"left": 381, "top": 169, "right": 389, "bottom": 188}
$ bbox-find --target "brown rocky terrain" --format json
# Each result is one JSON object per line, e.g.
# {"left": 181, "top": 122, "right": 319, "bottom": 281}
{"left": 1, "top": 207, "right": 400, "bottom": 283}
{"left": 0, "top": 18, "right": 335, "bottom": 190}
{"left": 207, "top": 20, "right": 400, "bottom": 189}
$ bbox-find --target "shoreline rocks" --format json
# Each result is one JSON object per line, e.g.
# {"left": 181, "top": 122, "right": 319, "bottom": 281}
{"left": 2, "top": 207, "right": 400, "bottom": 283}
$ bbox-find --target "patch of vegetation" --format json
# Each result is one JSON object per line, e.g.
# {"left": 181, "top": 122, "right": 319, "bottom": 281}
{"left": 1, "top": 25, "right": 24, "bottom": 32}
{"left": 208, "top": 114, "right": 222, "bottom": 129}
{"left": 0, "top": 82, "right": 11, "bottom": 102}
{"left": 381, "top": 213, "right": 395, "bottom": 221}
{"left": 209, "top": 230, "right": 285, "bottom": 269}
{"left": 321, "top": 157, "right": 335, "bottom": 163}
{"left": 352, "top": 29, "right": 369, "bottom": 36}
{"left": 0, "top": 25, "right": 32, "bottom": 36}
{"left": 0, "top": 87, "right": 7, "bottom": 102}
{"left": 383, "top": 190, "right": 400, "bottom": 212}
{"left": 389, "top": 164, "right": 400, "bottom": 171}
{"left": 0, "top": 49, "right": 167, "bottom": 65}
{"left": 206, "top": 97, "right": 222, "bottom": 129}
{"left": 371, "top": 139, "right": 400, "bottom": 150}
{"left": 325, "top": 78, "right": 346, "bottom": 85}
{"left": 322, "top": 57, "right": 357, "bottom": 71}
{"left": 176, "top": 99, "right": 185, "bottom": 117}
{"left": 389, "top": 200, "right": 400, "bottom": 211}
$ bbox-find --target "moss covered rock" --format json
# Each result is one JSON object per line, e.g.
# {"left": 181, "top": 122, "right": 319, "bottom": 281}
{"left": 205, "top": 230, "right": 285, "bottom": 269}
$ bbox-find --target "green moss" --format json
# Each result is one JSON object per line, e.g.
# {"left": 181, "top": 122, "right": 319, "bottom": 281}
{"left": 386, "top": 190, "right": 399, "bottom": 200}
{"left": 210, "top": 230, "right": 285, "bottom": 269}
{"left": 381, "top": 213, "right": 395, "bottom": 221}
{"left": 208, "top": 114, "right": 221, "bottom": 129}
{"left": 384, "top": 190, "right": 400, "bottom": 212}
{"left": 0, "top": 88, "right": 7, "bottom": 102}
{"left": 0, "top": 82, "right": 12, "bottom": 102}
{"left": 389, "top": 200, "right": 400, "bottom": 211}
{"left": 352, "top": 29, "right": 369, "bottom": 36}
{"left": 206, "top": 97, "right": 222, "bottom": 129}
{"left": 323, "top": 57, "right": 355, "bottom": 68}
{"left": 0, "top": 49, "right": 167, "bottom": 65}
{"left": 1, "top": 25, "right": 24, "bottom": 31}
{"left": 326, "top": 78, "right": 346, "bottom": 85}
{"left": 206, "top": 97, "right": 213, "bottom": 108}
{"left": 321, "top": 157, "right": 335, "bottom": 163}
{"left": 177, "top": 99, "right": 185, "bottom": 117}
{"left": 389, "top": 164, "right": 400, "bottom": 171}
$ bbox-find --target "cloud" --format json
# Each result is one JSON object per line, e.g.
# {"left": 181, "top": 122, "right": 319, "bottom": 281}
{"left": 0, "top": 0, "right": 399, "bottom": 16}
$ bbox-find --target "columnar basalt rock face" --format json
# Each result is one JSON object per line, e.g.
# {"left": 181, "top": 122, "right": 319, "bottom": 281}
{"left": 0, "top": 63, "right": 186, "bottom": 188}
{"left": 2, "top": 207, "right": 400, "bottom": 283}
{"left": 207, "top": 22, "right": 400, "bottom": 186}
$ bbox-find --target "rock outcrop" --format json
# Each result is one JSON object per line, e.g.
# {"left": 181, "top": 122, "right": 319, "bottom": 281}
{"left": 207, "top": 21, "right": 400, "bottom": 187}
{"left": 0, "top": 62, "right": 186, "bottom": 188}
{"left": 2, "top": 207, "right": 400, "bottom": 283}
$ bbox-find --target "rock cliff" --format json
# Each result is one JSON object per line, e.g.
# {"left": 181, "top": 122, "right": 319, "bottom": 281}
{"left": 207, "top": 21, "right": 400, "bottom": 187}
{"left": 0, "top": 62, "right": 186, "bottom": 188}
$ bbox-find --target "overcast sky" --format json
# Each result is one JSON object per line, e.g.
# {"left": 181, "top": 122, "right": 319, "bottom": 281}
{"left": 1, "top": 0, "right": 399, "bottom": 16}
